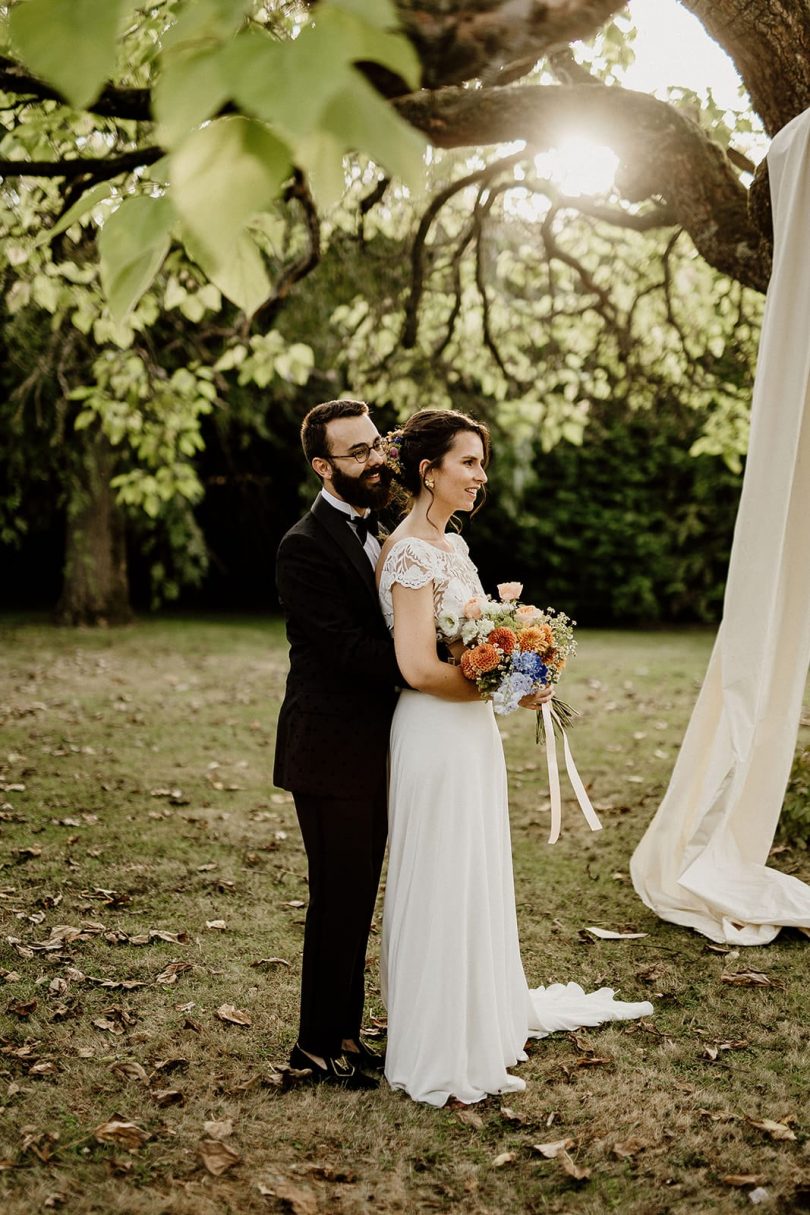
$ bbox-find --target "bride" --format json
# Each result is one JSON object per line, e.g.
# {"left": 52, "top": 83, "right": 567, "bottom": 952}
{"left": 377, "top": 409, "right": 653, "bottom": 1107}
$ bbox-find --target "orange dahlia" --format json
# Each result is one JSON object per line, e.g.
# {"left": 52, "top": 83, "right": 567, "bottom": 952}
{"left": 461, "top": 643, "right": 502, "bottom": 679}
{"left": 519, "top": 623, "right": 554, "bottom": 654}
{"left": 488, "top": 626, "right": 518, "bottom": 654}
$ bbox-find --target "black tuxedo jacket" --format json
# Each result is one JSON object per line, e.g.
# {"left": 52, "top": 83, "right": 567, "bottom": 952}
{"left": 273, "top": 494, "right": 402, "bottom": 797}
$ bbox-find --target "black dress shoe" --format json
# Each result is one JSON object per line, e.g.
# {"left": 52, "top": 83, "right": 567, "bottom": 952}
{"left": 289, "top": 1044, "right": 378, "bottom": 1090}
{"left": 343, "top": 1038, "right": 386, "bottom": 1073}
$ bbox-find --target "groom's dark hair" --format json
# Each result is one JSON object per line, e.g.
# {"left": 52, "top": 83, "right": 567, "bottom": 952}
{"left": 301, "top": 399, "right": 369, "bottom": 464}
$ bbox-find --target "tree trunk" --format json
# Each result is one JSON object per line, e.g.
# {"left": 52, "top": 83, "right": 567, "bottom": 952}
{"left": 55, "top": 435, "right": 132, "bottom": 626}
{"left": 682, "top": 0, "right": 810, "bottom": 138}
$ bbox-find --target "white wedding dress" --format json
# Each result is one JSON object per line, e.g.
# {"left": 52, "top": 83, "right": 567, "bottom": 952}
{"left": 378, "top": 534, "right": 653, "bottom": 1106}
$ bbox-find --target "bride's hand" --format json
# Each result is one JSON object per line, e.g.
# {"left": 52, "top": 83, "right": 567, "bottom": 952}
{"left": 519, "top": 686, "right": 553, "bottom": 710}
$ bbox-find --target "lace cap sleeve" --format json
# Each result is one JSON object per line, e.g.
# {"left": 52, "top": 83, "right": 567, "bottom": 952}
{"left": 381, "top": 537, "right": 438, "bottom": 592}
{"left": 448, "top": 532, "right": 469, "bottom": 555}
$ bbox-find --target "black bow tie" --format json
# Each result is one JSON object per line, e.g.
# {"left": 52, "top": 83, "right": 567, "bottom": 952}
{"left": 349, "top": 514, "right": 377, "bottom": 544}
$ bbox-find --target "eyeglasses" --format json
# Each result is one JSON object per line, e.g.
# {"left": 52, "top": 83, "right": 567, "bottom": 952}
{"left": 328, "top": 436, "right": 385, "bottom": 464}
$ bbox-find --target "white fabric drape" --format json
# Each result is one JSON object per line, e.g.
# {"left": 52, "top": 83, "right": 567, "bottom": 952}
{"left": 630, "top": 108, "right": 810, "bottom": 946}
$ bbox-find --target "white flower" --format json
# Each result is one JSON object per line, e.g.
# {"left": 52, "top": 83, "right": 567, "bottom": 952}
{"left": 437, "top": 610, "right": 460, "bottom": 638}
{"left": 460, "top": 617, "right": 494, "bottom": 645}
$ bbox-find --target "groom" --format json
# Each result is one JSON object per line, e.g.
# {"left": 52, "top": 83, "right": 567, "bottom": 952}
{"left": 274, "top": 399, "right": 401, "bottom": 1090}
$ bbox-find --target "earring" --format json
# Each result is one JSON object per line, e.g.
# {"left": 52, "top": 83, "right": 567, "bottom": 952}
{"left": 425, "top": 478, "right": 435, "bottom": 491}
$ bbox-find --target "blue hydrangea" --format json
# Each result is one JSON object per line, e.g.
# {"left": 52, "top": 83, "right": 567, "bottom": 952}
{"left": 492, "top": 671, "right": 534, "bottom": 715}
{"left": 512, "top": 651, "right": 547, "bottom": 682}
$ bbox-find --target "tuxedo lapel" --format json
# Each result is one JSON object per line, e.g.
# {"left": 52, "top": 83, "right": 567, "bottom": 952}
{"left": 311, "top": 494, "right": 379, "bottom": 601}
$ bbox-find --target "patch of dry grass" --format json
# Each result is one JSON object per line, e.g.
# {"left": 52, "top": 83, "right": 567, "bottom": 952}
{"left": 0, "top": 617, "right": 808, "bottom": 1214}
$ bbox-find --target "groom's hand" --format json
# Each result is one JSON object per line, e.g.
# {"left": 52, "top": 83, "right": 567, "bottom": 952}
{"left": 519, "top": 686, "right": 553, "bottom": 710}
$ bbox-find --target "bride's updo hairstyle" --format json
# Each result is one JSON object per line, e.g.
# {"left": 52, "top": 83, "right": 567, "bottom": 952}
{"left": 389, "top": 409, "right": 490, "bottom": 519}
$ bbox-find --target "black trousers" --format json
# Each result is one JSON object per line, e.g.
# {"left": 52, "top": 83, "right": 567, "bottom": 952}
{"left": 293, "top": 780, "right": 388, "bottom": 1058}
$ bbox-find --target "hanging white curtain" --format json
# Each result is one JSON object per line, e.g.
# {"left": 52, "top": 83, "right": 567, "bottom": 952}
{"left": 630, "top": 108, "right": 810, "bottom": 946}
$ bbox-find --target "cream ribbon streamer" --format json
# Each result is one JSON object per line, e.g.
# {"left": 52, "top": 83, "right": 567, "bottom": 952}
{"left": 541, "top": 702, "right": 603, "bottom": 844}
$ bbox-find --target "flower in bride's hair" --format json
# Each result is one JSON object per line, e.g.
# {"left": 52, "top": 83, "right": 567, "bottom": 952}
{"left": 515, "top": 603, "right": 542, "bottom": 625}
{"left": 382, "top": 429, "right": 404, "bottom": 476}
{"left": 488, "top": 626, "right": 518, "bottom": 655}
{"left": 518, "top": 623, "right": 555, "bottom": 655}
{"left": 497, "top": 581, "right": 523, "bottom": 602}
{"left": 461, "top": 643, "right": 501, "bottom": 678}
{"left": 463, "top": 595, "right": 486, "bottom": 620}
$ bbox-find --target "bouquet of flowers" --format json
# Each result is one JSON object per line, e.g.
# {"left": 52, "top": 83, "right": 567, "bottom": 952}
{"left": 456, "top": 582, "right": 602, "bottom": 844}
{"left": 457, "top": 582, "right": 577, "bottom": 742}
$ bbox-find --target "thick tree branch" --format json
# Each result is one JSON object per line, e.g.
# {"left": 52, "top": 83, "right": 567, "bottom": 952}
{"left": 396, "top": 81, "right": 771, "bottom": 292}
{"left": 0, "top": 147, "right": 162, "bottom": 180}
{"left": 549, "top": 191, "right": 678, "bottom": 230}
{"left": 396, "top": 0, "right": 626, "bottom": 88}
{"left": 680, "top": 0, "right": 810, "bottom": 137}
{"left": 0, "top": 56, "right": 151, "bottom": 121}
{"left": 251, "top": 170, "right": 321, "bottom": 332}
{"left": 472, "top": 186, "right": 510, "bottom": 376}
{"left": 402, "top": 149, "right": 526, "bottom": 347}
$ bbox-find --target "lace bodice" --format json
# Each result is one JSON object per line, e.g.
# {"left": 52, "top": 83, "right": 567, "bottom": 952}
{"left": 378, "top": 534, "right": 486, "bottom": 642}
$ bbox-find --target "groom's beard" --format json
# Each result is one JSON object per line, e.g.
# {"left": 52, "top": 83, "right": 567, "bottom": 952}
{"left": 329, "top": 462, "right": 394, "bottom": 511}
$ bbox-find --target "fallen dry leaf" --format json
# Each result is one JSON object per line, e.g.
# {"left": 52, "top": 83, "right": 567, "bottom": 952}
{"left": 198, "top": 1137, "right": 240, "bottom": 1176}
{"left": 583, "top": 926, "right": 648, "bottom": 940}
{"left": 155, "top": 960, "right": 193, "bottom": 985}
{"left": 146, "top": 929, "right": 189, "bottom": 945}
{"left": 93, "top": 1120, "right": 149, "bottom": 1150}
{"left": 720, "top": 971, "right": 773, "bottom": 987}
{"left": 14, "top": 846, "right": 41, "bottom": 861}
{"left": 280, "top": 900, "right": 305, "bottom": 909}
{"left": 492, "top": 1151, "right": 516, "bottom": 1167}
{"left": 746, "top": 1117, "right": 796, "bottom": 1141}
{"left": 203, "top": 1118, "right": 234, "bottom": 1139}
{"left": 152, "top": 1057, "right": 189, "bottom": 1074}
{"left": 698, "top": 1108, "right": 737, "bottom": 1123}
{"left": 257, "top": 1177, "right": 317, "bottom": 1214}
{"left": 251, "top": 957, "right": 290, "bottom": 969}
{"left": 216, "top": 1004, "right": 252, "bottom": 1027}
{"left": 612, "top": 1138, "right": 647, "bottom": 1159}
{"left": 455, "top": 1108, "right": 485, "bottom": 1129}
{"left": 92, "top": 1017, "right": 123, "bottom": 1034}
{"left": 722, "top": 1174, "right": 768, "bottom": 1187}
{"left": 110, "top": 1061, "right": 149, "bottom": 1085}
{"left": 19, "top": 1130, "right": 60, "bottom": 1162}
{"left": 28, "top": 1060, "right": 58, "bottom": 1076}
{"left": 6, "top": 998, "right": 37, "bottom": 1018}
{"left": 297, "top": 1163, "right": 357, "bottom": 1183}
{"left": 152, "top": 1088, "right": 184, "bottom": 1107}
{"left": 533, "top": 1138, "right": 575, "bottom": 1159}
{"left": 558, "top": 1150, "right": 590, "bottom": 1182}
{"left": 499, "top": 1106, "right": 527, "bottom": 1125}
{"left": 206, "top": 920, "right": 227, "bottom": 930}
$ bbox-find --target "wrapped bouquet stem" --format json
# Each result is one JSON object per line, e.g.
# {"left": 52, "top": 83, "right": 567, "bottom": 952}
{"left": 458, "top": 582, "right": 602, "bottom": 845}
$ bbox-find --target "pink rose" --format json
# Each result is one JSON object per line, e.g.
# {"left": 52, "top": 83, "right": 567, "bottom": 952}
{"left": 515, "top": 603, "right": 542, "bottom": 624}
{"left": 463, "top": 596, "right": 486, "bottom": 620}
{"left": 497, "top": 582, "right": 523, "bottom": 602}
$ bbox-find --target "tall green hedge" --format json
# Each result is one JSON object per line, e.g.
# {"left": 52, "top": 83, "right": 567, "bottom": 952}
{"left": 470, "top": 398, "right": 743, "bottom": 625}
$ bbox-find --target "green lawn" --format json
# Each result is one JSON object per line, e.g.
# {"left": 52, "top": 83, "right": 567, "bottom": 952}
{"left": 0, "top": 617, "right": 807, "bottom": 1214}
